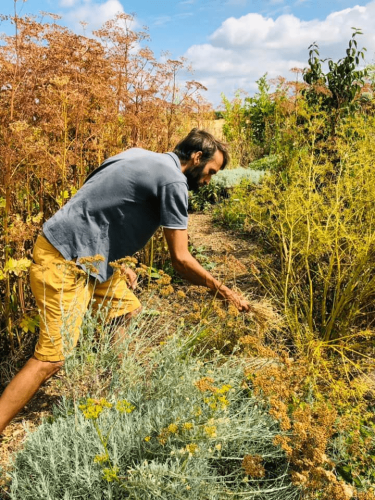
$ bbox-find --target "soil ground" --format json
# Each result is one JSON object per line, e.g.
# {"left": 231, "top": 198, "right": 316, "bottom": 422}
{"left": 0, "top": 211, "right": 259, "bottom": 494}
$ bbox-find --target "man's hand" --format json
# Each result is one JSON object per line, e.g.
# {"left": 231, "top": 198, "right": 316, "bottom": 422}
{"left": 216, "top": 287, "right": 251, "bottom": 312}
{"left": 121, "top": 266, "right": 138, "bottom": 290}
{"left": 163, "top": 228, "right": 250, "bottom": 313}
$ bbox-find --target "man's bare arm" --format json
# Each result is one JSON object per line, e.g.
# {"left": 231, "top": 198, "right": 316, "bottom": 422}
{"left": 163, "top": 228, "right": 250, "bottom": 312}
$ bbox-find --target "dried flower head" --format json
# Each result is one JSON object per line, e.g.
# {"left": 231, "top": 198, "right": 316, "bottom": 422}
{"left": 78, "top": 255, "right": 105, "bottom": 274}
{"left": 160, "top": 285, "right": 174, "bottom": 297}
{"left": 242, "top": 455, "right": 265, "bottom": 478}
{"left": 116, "top": 399, "right": 135, "bottom": 414}
{"left": 194, "top": 377, "right": 217, "bottom": 393}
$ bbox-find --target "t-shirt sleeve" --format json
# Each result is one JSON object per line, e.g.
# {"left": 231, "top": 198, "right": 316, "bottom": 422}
{"left": 159, "top": 182, "right": 188, "bottom": 229}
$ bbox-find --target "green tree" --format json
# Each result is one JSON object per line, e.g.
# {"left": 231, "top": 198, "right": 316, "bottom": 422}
{"left": 303, "top": 28, "right": 367, "bottom": 131}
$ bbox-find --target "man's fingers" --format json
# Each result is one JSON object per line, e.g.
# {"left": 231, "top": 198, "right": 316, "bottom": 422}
{"left": 235, "top": 296, "right": 250, "bottom": 313}
{"left": 124, "top": 268, "right": 138, "bottom": 290}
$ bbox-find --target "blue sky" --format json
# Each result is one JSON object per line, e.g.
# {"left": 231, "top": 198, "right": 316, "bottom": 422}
{"left": 1, "top": 0, "right": 374, "bottom": 106}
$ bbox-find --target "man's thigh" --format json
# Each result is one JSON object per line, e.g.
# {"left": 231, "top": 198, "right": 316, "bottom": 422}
{"left": 30, "top": 235, "right": 92, "bottom": 362}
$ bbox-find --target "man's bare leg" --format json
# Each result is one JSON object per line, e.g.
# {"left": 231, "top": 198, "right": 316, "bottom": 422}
{"left": 112, "top": 306, "right": 142, "bottom": 346}
{"left": 0, "top": 357, "right": 63, "bottom": 434}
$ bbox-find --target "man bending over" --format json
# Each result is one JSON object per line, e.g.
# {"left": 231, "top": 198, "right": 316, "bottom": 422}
{"left": 0, "top": 128, "right": 249, "bottom": 434}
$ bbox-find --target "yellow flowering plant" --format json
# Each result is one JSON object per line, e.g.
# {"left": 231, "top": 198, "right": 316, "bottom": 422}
{"left": 78, "top": 396, "right": 136, "bottom": 483}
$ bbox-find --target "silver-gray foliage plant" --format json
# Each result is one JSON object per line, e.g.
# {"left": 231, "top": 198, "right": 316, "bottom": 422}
{"left": 8, "top": 308, "right": 300, "bottom": 500}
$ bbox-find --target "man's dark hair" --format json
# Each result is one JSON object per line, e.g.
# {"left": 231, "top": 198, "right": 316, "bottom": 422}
{"left": 173, "top": 128, "right": 229, "bottom": 169}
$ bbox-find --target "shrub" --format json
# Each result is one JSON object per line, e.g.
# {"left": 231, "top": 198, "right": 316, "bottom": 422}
{"left": 216, "top": 110, "right": 375, "bottom": 343}
{"left": 248, "top": 155, "right": 280, "bottom": 172}
{"left": 8, "top": 326, "right": 299, "bottom": 500}
{"left": 212, "top": 168, "right": 266, "bottom": 190}
{"left": 221, "top": 75, "right": 277, "bottom": 166}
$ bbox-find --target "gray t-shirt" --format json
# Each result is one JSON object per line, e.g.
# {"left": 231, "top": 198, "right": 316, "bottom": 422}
{"left": 43, "top": 148, "right": 188, "bottom": 282}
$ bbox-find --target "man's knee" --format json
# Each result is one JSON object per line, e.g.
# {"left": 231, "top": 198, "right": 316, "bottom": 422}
{"left": 31, "top": 356, "right": 64, "bottom": 382}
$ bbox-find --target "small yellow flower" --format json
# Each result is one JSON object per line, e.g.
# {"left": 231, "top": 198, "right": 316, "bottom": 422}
{"left": 182, "top": 422, "right": 194, "bottom": 431}
{"left": 218, "top": 396, "right": 230, "bottom": 407}
{"left": 79, "top": 398, "right": 112, "bottom": 420}
{"left": 217, "top": 384, "right": 232, "bottom": 394}
{"left": 167, "top": 423, "right": 178, "bottom": 434}
{"left": 203, "top": 397, "right": 218, "bottom": 411}
{"left": 215, "top": 443, "right": 222, "bottom": 451}
{"left": 94, "top": 453, "right": 110, "bottom": 464}
{"left": 204, "top": 425, "right": 217, "bottom": 438}
{"left": 144, "top": 436, "right": 151, "bottom": 442}
{"left": 116, "top": 399, "right": 135, "bottom": 414}
{"left": 102, "top": 466, "right": 119, "bottom": 483}
{"left": 194, "top": 407, "right": 202, "bottom": 417}
{"left": 185, "top": 443, "right": 199, "bottom": 454}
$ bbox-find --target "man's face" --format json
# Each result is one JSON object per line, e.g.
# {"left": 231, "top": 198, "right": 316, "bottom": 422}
{"left": 184, "top": 150, "right": 224, "bottom": 192}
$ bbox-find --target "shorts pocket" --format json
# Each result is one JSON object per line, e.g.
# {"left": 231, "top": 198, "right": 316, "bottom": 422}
{"left": 33, "top": 235, "right": 63, "bottom": 267}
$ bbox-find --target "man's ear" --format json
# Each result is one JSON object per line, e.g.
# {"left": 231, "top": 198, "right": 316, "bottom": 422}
{"left": 191, "top": 151, "right": 202, "bottom": 166}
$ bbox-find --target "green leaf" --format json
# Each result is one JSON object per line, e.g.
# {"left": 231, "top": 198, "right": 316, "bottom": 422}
{"left": 20, "top": 314, "right": 40, "bottom": 334}
{"left": 4, "top": 257, "right": 32, "bottom": 276}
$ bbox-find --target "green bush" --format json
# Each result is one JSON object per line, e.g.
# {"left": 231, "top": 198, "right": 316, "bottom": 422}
{"left": 212, "top": 168, "right": 265, "bottom": 189}
{"left": 248, "top": 155, "right": 280, "bottom": 172}
{"left": 189, "top": 168, "right": 265, "bottom": 212}
{"left": 221, "top": 76, "right": 277, "bottom": 166}
{"left": 8, "top": 323, "right": 299, "bottom": 500}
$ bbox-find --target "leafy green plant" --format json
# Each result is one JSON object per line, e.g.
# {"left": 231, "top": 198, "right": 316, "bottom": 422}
{"left": 189, "top": 245, "right": 216, "bottom": 271}
{"left": 221, "top": 75, "right": 277, "bottom": 167}
{"left": 303, "top": 28, "right": 368, "bottom": 132}
{"left": 189, "top": 182, "right": 223, "bottom": 212}
{"left": 248, "top": 155, "right": 280, "bottom": 172}
{"left": 331, "top": 419, "right": 375, "bottom": 490}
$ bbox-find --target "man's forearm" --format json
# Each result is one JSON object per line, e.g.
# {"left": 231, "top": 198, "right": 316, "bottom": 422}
{"left": 172, "top": 253, "right": 231, "bottom": 299}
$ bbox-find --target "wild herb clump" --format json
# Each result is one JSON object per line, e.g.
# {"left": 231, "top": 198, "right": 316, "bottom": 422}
{"left": 221, "top": 75, "right": 276, "bottom": 166}
{"left": 219, "top": 111, "right": 375, "bottom": 342}
{"left": 8, "top": 327, "right": 299, "bottom": 500}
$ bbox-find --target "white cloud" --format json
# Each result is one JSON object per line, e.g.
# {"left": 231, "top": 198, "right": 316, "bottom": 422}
{"left": 59, "top": 0, "right": 79, "bottom": 7}
{"left": 153, "top": 15, "right": 172, "bottom": 26}
{"left": 184, "top": 1, "right": 375, "bottom": 106}
{"left": 63, "top": 0, "right": 125, "bottom": 31}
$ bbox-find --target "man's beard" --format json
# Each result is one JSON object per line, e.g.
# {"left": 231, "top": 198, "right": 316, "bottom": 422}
{"left": 184, "top": 163, "right": 206, "bottom": 192}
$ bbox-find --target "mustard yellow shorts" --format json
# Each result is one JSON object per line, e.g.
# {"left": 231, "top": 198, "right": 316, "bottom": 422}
{"left": 30, "top": 235, "right": 141, "bottom": 362}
